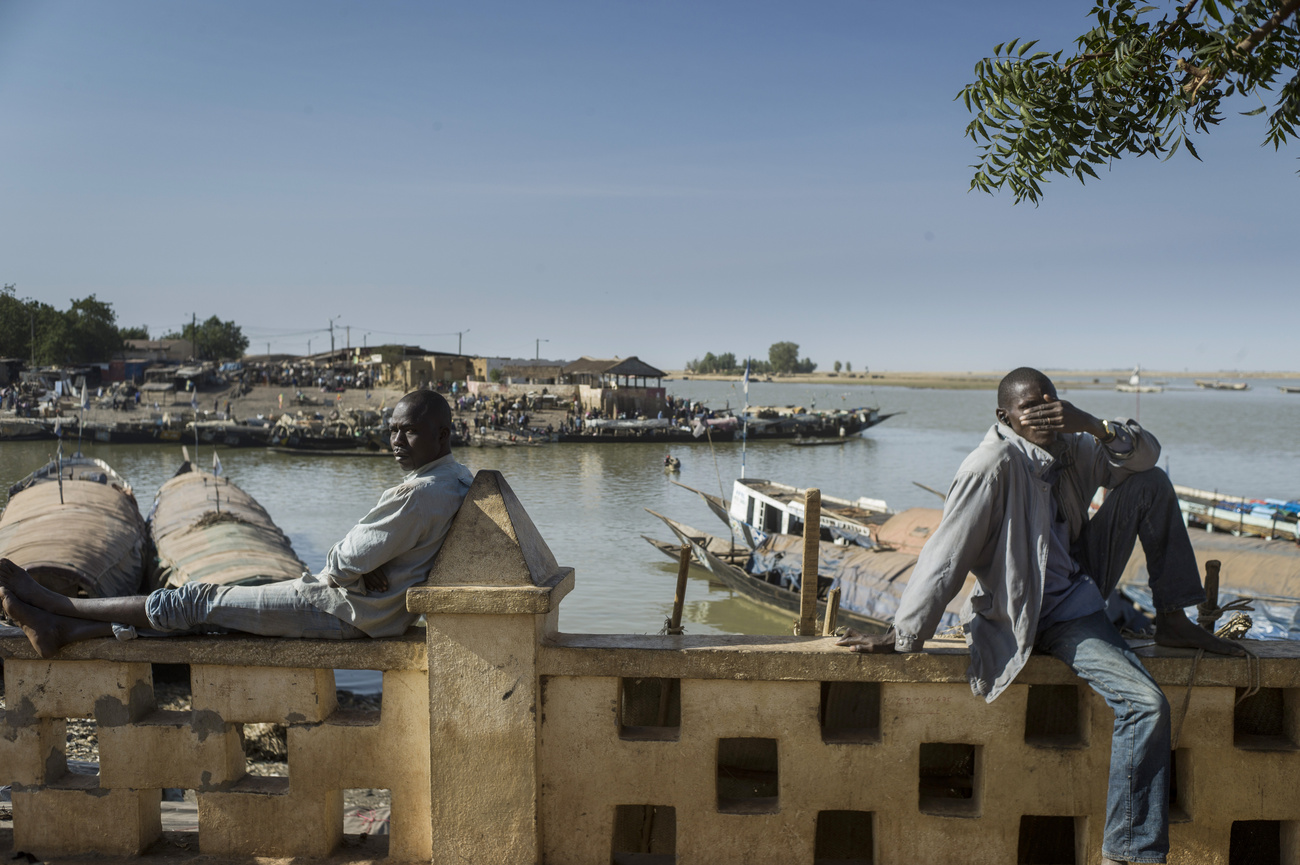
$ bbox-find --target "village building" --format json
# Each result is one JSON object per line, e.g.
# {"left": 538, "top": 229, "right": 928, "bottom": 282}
{"left": 123, "top": 338, "right": 194, "bottom": 363}
{"left": 563, "top": 356, "right": 667, "bottom": 416}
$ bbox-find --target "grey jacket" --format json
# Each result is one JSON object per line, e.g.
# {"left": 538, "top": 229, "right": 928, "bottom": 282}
{"left": 891, "top": 420, "right": 1160, "bottom": 701}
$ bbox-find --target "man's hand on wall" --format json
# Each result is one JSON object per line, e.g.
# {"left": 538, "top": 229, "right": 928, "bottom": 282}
{"left": 835, "top": 628, "right": 898, "bottom": 654}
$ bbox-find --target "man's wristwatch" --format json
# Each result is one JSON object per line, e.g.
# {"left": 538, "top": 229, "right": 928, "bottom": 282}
{"left": 1097, "top": 419, "right": 1117, "bottom": 444}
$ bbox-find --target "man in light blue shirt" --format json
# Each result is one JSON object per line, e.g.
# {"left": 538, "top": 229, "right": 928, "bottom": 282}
{"left": 1, "top": 390, "right": 474, "bottom": 651}
{"left": 838, "top": 367, "right": 1243, "bottom": 865}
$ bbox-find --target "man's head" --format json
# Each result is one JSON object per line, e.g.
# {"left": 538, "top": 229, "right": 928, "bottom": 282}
{"left": 389, "top": 390, "right": 452, "bottom": 471}
{"left": 996, "top": 367, "right": 1059, "bottom": 448}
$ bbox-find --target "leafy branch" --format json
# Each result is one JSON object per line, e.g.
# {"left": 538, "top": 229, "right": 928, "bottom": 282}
{"left": 960, "top": 0, "right": 1300, "bottom": 203}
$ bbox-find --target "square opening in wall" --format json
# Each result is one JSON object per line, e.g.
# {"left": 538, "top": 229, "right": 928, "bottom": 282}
{"left": 242, "top": 724, "right": 288, "bottom": 777}
{"left": 335, "top": 669, "right": 383, "bottom": 723}
{"left": 1025, "top": 685, "right": 1085, "bottom": 748}
{"left": 820, "top": 682, "right": 880, "bottom": 744}
{"left": 1229, "top": 820, "right": 1281, "bottom": 865}
{"left": 918, "top": 742, "right": 978, "bottom": 816}
{"left": 1169, "top": 749, "right": 1191, "bottom": 823}
{"left": 343, "top": 788, "right": 391, "bottom": 857}
{"left": 619, "top": 678, "right": 681, "bottom": 741}
{"left": 716, "top": 738, "right": 779, "bottom": 814}
{"left": 1017, "top": 815, "right": 1077, "bottom": 864}
{"left": 610, "top": 804, "right": 676, "bottom": 865}
{"left": 815, "top": 810, "right": 873, "bottom": 864}
{"left": 1233, "top": 688, "right": 1297, "bottom": 751}
{"left": 51, "top": 717, "right": 99, "bottom": 790}
{"left": 158, "top": 788, "right": 199, "bottom": 850}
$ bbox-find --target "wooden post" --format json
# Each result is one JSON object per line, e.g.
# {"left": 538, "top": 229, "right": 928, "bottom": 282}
{"left": 798, "top": 489, "right": 821, "bottom": 636}
{"left": 666, "top": 543, "right": 689, "bottom": 636}
{"left": 822, "top": 587, "right": 841, "bottom": 636}
{"left": 1197, "top": 559, "right": 1221, "bottom": 631}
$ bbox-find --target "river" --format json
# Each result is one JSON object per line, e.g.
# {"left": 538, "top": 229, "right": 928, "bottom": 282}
{"left": 3, "top": 377, "right": 1298, "bottom": 640}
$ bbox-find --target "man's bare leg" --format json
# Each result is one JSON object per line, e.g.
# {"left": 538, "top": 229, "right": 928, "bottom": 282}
{"left": 0, "top": 558, "right": 151, "bottom": 628}
{"left": 0, "top": 588, "right": 114, "bottom": 658}
{"left": 1153, "top": 608, "right": 1246, "bottom": 656}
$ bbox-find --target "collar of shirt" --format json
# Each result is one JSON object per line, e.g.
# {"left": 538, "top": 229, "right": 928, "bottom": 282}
{"left": 993, "top": 421, "right": 1060, "bottom": 480}
{"left": 405, "top": 452, "right": 457, "bottom": 482}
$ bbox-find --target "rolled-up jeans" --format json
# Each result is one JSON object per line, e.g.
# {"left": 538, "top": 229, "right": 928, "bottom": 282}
{"left": 1037, "top": 610, "right": 1171, "bottom": 864}
{"left": 117, "top": 581, "right": 365, "bottom": 640}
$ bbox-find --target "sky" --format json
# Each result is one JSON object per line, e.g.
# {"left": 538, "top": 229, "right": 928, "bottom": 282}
{"left": 0, "top": 1, "right": 1295, "bottom": 371}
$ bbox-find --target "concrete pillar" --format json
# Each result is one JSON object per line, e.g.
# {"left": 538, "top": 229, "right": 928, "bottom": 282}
{"left": 407, "top": 469, "right": 572, "bottom": 865}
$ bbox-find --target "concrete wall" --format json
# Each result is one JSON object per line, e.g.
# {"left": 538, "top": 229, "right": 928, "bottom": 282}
{"left": 1, "top": 471, "right": 1298, "bottom": 864}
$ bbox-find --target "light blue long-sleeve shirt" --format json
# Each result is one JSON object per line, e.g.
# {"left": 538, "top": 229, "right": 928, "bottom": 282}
{"left": 293, "top": 453, "right": 474, "bottom": 637}
{"left": 891, "top": 420, "right": 1158, "bottom": 702}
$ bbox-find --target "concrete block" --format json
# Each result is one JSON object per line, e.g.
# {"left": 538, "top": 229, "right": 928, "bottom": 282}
{"left": 4, "top": 659, "right": 152, "bottom": 723}
{"left": 199, "top": 779, "right": 342, "bottom": 857}
{"left": 290, "top": 669, "right": 432, "bottom": 860}
{"left": 0, "top": 714, "right": 65, "bottom": 786}
{"left": 12, "top": 787, "right": 161, "bottom": 856}
{"left": 98, "top": 709, "right": 245, "bottom": 790}
{"left": 192, "top": 664, "right": 336, "bottom": 723}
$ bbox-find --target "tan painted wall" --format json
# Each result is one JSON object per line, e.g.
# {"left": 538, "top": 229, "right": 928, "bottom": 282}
{"left": 0, "top": 471, "right": 1297, "bottom": 864}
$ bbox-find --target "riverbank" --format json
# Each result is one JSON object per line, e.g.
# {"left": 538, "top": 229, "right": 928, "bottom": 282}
{"left": 669, "top": 369, "right": 1300, "bottom": 389}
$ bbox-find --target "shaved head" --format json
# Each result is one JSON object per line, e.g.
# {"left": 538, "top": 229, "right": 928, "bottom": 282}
{"left": 998, "top": 367, "right": 1055, "bottom": 410}
{"left": 397, "top": 389, "right": 452, "bottom": 429}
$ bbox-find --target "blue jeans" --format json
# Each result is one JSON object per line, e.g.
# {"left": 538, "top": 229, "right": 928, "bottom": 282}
{"left": 1037, "top": 611, "right": 1170, "bottom": 863}
{"left": 139, "top": 580, "right": 365, "bottom": 639}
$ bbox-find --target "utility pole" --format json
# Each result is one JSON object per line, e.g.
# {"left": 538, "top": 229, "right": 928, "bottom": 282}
{"left": 346, "top": 325, "right": 350, "bottom": 353}
{"left": 535, "top": 338, "right": 549, "bottom": 360}
{"left": 456, "top": 329, "right": 471, "bottom": 354}
{"left": 266, "top": 342, "right": 271, "bottom": 359}
{"left": 192, "top": 312, "right": 198, "bottom": 360}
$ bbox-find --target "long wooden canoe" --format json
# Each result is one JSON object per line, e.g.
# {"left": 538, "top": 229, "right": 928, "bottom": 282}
{"left": 0, "top": 457, "right": 146, "bottom": 597}
{"left": 147, "top": 462, "right": 308, "bottom": 588}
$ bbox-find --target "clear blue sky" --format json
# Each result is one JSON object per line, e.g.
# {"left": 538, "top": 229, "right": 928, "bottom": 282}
{"left": 1, "top": 1, "right": 1294, "bottom": 370}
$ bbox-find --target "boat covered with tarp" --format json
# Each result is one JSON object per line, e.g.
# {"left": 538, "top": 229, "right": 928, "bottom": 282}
{"left": 646, "top": 507, "right": 967, "bottom": 634}
{"left": 0, "top": 456, "right": 146, "bottom": 597}
{"left": 148, "top": 461, "right": 307, "bottom": 588}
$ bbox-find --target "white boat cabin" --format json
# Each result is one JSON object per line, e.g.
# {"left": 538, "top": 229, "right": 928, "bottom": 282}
{"left": 727, "top": 478, "right": 890, "bottom": 549}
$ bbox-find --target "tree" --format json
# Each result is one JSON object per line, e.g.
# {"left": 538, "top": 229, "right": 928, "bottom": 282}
{"left": 846, "top": 361, "right": 852, "bottom": 372}
{"left": 768, "top": 341, "right": 800, "bottom": 374}
{"left": 164, "top": 315, "right": 250, "bottom": 361}
{"left": 118, "top": 325, "right": 150, "bottom": 341}
{"left": 833, "top": 360, "right": 842, "bottom": 373}
{"left": 961, "top": 0, "right": 1300, "bottom": 203}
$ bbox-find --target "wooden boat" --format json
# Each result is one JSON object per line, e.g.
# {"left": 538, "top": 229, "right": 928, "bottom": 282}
{"left": 673, "top": 478, "right": 892, "bottom": 549}
{"left": 1279, "top": 386, "right": 1300, "bottom": 394}
{"left": 1194, "top": 379, "right": 1250, "bottom": 391}
{"left": 1115, "top": 384, "right": 1163, "bottom": 393}
{"left": 1174, "top": 483, "right": 1299, "bottom": 543}
{"left": 269, "top": 446, "right": 393, "bottom": 457}
{"left": 148, "top": 462, "right": 307, "bottom": 588}
{"left": 791, "top": 437, "right": 850, "bottom": 447}
{"left": 0, "top": 456, "right": 146, "bottom": 597}
{"left": 645, "top": 509, "right": 967, "bottom": 634}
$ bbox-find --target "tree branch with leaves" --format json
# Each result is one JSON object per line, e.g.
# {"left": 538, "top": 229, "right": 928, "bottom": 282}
{"left": 960, "top": 0, "right": 1300, "bottom": 203}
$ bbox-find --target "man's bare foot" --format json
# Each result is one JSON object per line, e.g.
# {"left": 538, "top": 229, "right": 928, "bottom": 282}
{"left": 1154, "top": 608, "right": 1247, "bottom": 656}
{"left": 0, "top": 587, "right": 68, "bottom": 658}
{"left": 0, "top": 558, "right": 72, "bottom": 613}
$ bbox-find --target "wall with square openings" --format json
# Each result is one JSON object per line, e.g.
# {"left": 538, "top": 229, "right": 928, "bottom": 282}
{"left": 538, "top": 637, "right": 1300, "bottom": 864}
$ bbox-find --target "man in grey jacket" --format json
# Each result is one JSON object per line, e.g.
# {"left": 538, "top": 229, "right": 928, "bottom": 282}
{"left": 837, "top": 367, "right": 1242, "bottom": 865}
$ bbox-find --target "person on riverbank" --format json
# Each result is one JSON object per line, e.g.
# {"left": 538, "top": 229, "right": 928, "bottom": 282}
{"left": 836, "top": 366, "right": 1244, "bottom": 865}
{"left": 1, "top": 390, "right": 473, "bottom": 657}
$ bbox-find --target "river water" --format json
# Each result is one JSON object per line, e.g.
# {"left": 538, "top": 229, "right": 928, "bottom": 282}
{"left": 3, "top": 377, "right": 1298, "bottom": 639}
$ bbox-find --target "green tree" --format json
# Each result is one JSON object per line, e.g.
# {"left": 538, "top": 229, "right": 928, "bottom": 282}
{"left": 0, "top": 289, "right": 127, "bottom": 365}
{"left": 165, "top": 315, "right": 250, "bottom": 361}
{"left": 845, "top": 361, "right": 852, "bottom": 372}
{"left": 768, "top": 341, "right": 800, "bottom": 374}
{"left": 118, "top": 325, "right": 150, "bottom": 341}
{"left": 61, "top": 295, "right": 124, "bottom": 363}
{"left": 961, "top": 0, "right": 1300, "bottom": 203}
{"left": 833, "top": 360, "right": 842, "bottom": 373}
